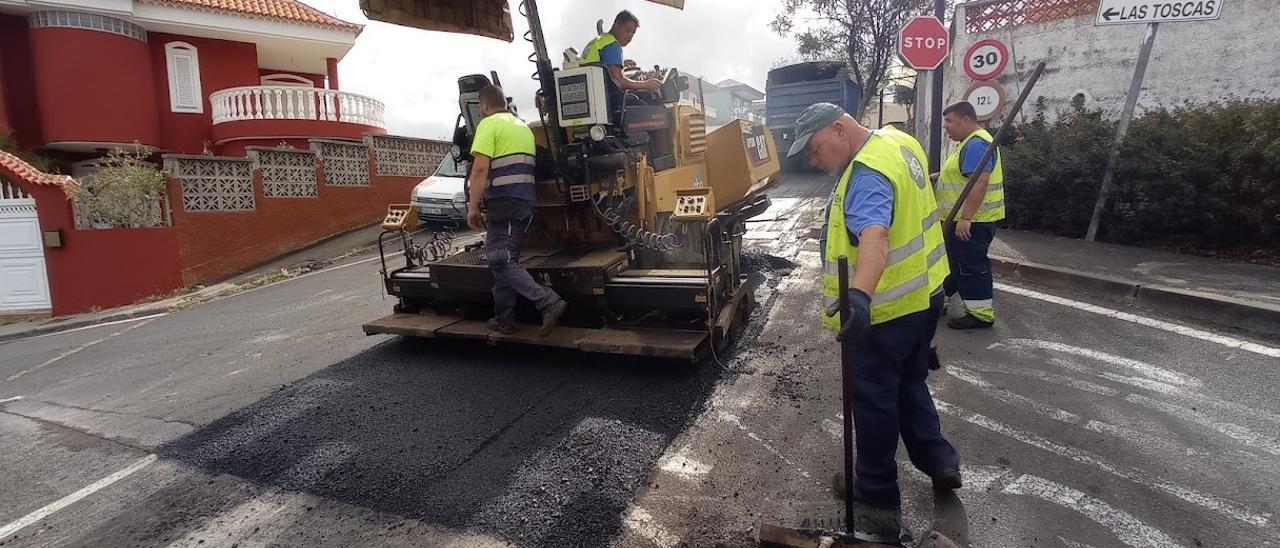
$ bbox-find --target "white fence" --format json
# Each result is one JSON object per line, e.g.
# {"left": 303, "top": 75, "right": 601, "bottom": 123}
{"left": 210, "top": 86, "right": 385, "bottom": 128}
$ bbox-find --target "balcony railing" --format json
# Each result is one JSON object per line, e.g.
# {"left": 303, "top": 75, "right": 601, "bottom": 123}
{"left": 209, "top": 86, "right": 386, "bottom": 128}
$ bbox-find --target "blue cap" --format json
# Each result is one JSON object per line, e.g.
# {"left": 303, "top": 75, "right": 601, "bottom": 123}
{"left": 787, "top": 102, "right": 845, "bottom": 158}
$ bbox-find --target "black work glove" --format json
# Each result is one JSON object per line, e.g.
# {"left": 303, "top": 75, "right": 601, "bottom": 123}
{"left": 836, "top": 288, "right": 872, "bottom": 343}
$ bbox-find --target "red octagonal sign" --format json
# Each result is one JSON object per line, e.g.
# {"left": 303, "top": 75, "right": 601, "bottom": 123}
{"left": 898, "top": 16, "right": 950, "bottom": 70}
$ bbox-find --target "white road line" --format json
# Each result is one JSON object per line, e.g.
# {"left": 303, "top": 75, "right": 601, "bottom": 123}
{"left": 1125, "top": 394, "right": 1280, "bottom": 457}
{"left": 4, "top": 318, "right": 158, "bottom": 383}
{"left": 0, "top": 454, "right": 157, "bottom": 541}
{"left": 950, "top": 363, "right": 1220, "bottom": 459}
{"left": 820, "top": 418, "right": 843, "bottom": 441}
{"left": 716, "top": 411, "right": 812, "bottom": 479}
{"left": 956, "top": 464, "right": 1015, "bottom": 492}
{"left": 947, "top": 366, "right": 1083, "bottom": 424}
{"left": 656, "top": 445, "right": 712, "bottom": 481}
{"left": 1003, "top": 474, "right": 1183, "bottom": 548}
{"left": 1058, "top": 536, "right": 1101, "bottom": 548}
{"left": 994, "top": 283, "right": 1280, "bottom": 358}
{"left": 2, "top": 313, "right": 170, "bottom": 344}
{"left": 993, "top": 341, "right": 1280, "bottom": 429}
{"left": 934, "top": 399, "right": 1269, "bottom": 526}
{"left": 1000, "top": 339, "right": 1201, "bottom": 387}
{"left": 965, "top": 362, "right": 1121, "bottom": 397}
{"left": 0, "top": 396, "right": 22, "bottom": 404}
{"left": 623, "top": 506, "right": 681, "bottom": 548}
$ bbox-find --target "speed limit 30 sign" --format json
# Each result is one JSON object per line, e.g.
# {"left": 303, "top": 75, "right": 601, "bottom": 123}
{"left": 963, "top": 39, "right": 1009, "bottom": 81}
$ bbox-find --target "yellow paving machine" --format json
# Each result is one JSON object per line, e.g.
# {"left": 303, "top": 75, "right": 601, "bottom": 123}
{"left": 361, "top": 0, "right": 781, "bottom": 360}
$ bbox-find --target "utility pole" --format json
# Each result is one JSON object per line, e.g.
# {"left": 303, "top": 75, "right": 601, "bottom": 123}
{"left": 1086, "top": 22, "right": 1158, "bottom": 241}
{"left": 927, "top": 0, "right": 947, "bottom": 170}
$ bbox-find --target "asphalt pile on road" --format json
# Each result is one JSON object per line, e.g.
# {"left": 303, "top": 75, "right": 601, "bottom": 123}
{"left": 136, "top": 248, "right": 791, "bottom": 548}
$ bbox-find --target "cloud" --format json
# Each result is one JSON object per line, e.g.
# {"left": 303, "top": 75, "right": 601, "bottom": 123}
{"left": 299, "top": 0, "right": 798, "bottom": 139}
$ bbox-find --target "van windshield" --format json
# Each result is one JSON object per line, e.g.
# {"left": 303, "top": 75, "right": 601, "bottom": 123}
{"left": 434, "top": 157, "right": 469, "bottom": 178}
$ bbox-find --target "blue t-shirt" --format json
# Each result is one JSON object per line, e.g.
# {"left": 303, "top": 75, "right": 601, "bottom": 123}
{"left": 959, "top": 138, "right": 996, "bottom": 176}
{"left": 599, "top": 42, "right": 623, "bottom": 67}
{"left": 822, "top": 164, "right": 894, "bottom": 253}
{"left": 844, "top": 165, "right": 894, "bottom": 237}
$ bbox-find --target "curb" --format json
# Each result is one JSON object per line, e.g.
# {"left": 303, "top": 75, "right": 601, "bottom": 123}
{"left": 0, "top": 306, "right": 171, "bottom": 344}
{"left": 992, "top": 256, "right": 1280, "bottom": 338}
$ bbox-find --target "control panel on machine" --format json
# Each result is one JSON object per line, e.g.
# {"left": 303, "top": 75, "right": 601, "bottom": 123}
{"left": 672, "top": 188, "right": 715, "bottom": 221}
{"left": 555, "top": 66, "right": 610, "bottom": 127}
{"left": 381, "top": 204, "right": 419, "bottom": 231}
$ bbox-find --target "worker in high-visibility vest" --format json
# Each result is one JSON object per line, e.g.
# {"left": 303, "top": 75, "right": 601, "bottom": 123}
{"left": 466, "top": 85, "right": 567, "bottom": 336}
{"left": 581, "top": 10, "right": 661, "bottom": 93}
{"left": 933, "top": 101, "right": 1004, "bottom": 330}
{"left": 788, "top": 102, "right": 961, "bottom": 515}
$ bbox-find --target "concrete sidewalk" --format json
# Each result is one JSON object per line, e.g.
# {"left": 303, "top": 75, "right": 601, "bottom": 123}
{"left": 990, "top": 229, "right": 1280, "bottom": 337}
{"left": 0, "top": 222, "right": 474, "bottom": 344}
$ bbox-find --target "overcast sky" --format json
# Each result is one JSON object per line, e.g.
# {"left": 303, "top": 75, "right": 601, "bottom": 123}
{"left": 299, "top": 0, "right": 801, "bottom": 139}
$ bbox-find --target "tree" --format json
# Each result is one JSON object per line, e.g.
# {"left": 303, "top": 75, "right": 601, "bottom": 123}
{"left": 771, "top": 0, "right": 932, "bottom": 117}
{"left": 891, "top": 83, "right": 915, "bottom": 119}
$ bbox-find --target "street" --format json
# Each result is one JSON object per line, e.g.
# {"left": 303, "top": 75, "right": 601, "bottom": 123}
{"left": 2, "top": 174, "right": 1278, "bottom": 547}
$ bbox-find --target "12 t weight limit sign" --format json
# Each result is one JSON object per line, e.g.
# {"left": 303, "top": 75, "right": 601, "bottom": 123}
{"left": 964, "top": 39, "right": 1009, "bottom": 81}
{"left": 963, "top": 82, "right": 1006, "bottom": 121}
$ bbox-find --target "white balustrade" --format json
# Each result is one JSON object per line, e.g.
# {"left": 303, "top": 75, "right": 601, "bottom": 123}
{"left": 210, "top": 86, "right": 386, "bottom": 129}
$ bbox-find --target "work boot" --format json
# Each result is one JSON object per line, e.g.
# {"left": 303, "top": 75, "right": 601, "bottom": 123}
{"left": 831, "top": 472, "right": 899, "bottom": 510}
{"left": 487, "top": 318, "right": 516, "bottom": 335}
{"left": 931, "top": 468, "right": 963, "bottom": 492}
{"left": 539, "top": 299, "right": 567, "bottom": 337}
{"left": 946, "top": 314, "right": 993, "bottom": 330}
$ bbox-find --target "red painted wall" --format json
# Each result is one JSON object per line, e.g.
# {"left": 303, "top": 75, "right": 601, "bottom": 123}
{"left": 168, "top": 169, "right": 422, "bottom": 285}
{"left": 29, "top": 27, "right": 161, "bottom": 147}
{"left": 257, "top": 69, "right": 325, "bottom": 88}
{"left": 212, "top": 119, "right": 385, "bottom": 154}
{"left": 150, "top": 33, "right": 260, "bottom": 155}
{"left": 0, "top": 38, "right": 9, "bottom": 134}
{"left": 0, "top": 15, "right": 42, "bottom": 147}
{"left": 21, "top": 182, "right": 182, "bottom": 316}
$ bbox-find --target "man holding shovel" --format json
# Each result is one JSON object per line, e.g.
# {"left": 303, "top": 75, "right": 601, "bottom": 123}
{"left": 788, "top": 103, "right": 962, "bottom": 513}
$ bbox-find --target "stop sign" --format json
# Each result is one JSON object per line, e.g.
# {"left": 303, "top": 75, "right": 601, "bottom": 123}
{"left": 898, "top": 16, "right": 950, "bottom": 70}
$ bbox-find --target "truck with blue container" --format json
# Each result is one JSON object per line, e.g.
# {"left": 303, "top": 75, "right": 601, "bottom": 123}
{"left": 765, "top": 61, "right": 861, "bottom": 171}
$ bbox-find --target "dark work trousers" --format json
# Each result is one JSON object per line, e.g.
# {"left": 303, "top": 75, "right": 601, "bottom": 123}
{"left": 943, "top": 222, "right": 997, "bottom": 322}
{"left": 484, "top": 198, "right": 561, "bottom": 326}
{"left": 848, "top": 291, "right": 960, "bottom": 504}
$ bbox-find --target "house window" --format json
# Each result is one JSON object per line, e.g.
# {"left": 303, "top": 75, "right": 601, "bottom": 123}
{"left": 30, "top": 11, "right": 147, "bottom": 42}
{"left": 165, "top": 42, "right": 203, "bottom": 114}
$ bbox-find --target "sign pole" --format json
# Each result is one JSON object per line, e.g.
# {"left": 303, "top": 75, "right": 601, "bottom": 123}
{"left": 927, "top": 0, "right": 947, "bottom": 170}
{"left": 1086, "top": 22, "right": 1159, "bottom": 241}
{"left": 877, "top": 87, "right": 885, "bottom": 127}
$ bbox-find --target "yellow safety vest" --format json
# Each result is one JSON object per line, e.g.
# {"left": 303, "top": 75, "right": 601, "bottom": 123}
{"left": 936, "top": 128, "right": 1005, "bottom": 222}
{"left": 582, "top": 33, "right": 618, "bottom": 65}
{"left": 822, "top": 127, "right": 949, "bottom": 328}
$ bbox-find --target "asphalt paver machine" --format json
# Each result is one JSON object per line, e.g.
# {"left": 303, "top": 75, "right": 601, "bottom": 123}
{"left": 361, "top": 0, "right": 781, "bottom": 360}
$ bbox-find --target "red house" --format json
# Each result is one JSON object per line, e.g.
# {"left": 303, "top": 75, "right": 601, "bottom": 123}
{"left": 0, "top": 0, "right": 449, "bottom": 319}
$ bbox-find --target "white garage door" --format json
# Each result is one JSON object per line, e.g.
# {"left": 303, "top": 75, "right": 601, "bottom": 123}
{"left": 0, "top": 179, "right": 51, "bottom": 313}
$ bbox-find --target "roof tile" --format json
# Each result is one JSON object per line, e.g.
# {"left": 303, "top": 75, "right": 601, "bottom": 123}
{"left": 139, "top": 0, "right": 362, "bottom": 33}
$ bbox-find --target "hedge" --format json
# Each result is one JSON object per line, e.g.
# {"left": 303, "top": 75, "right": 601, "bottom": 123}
{"left": 1001, "top": 97, "right": 1280, "bottom": 259}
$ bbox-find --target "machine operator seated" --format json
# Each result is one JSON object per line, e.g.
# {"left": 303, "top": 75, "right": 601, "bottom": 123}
{"left": 581, "top": 10, "right": 663, "bottom": 105}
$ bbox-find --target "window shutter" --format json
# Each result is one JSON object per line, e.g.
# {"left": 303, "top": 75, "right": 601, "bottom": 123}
{"left": 166, "top": 42, "right": 203, "bottom": 114}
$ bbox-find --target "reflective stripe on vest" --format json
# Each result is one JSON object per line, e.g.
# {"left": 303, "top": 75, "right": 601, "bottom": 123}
{"left": 489, "top": 153, "right": 536, "bottom": 187}
{"left": 582, "top": 33, "right": 618, "bottom": 65}
{"left": 821, "top": 126, "right": 950, "bottom": 329}
{"left": 936, "top": 128, "right": 1005, "bottom": 222}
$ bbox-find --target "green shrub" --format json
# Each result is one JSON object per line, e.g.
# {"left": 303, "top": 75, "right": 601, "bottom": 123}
{"left": 73, "top": 147, "right": 168, "bottom": 229}
{"left": 0, "top": 131, "right": 55, "bottom": 173}
{"left": 1001, "top": 98, "right": 1280, "bottom": 255}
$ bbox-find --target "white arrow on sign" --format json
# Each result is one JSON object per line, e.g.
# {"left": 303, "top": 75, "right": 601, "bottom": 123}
{"left": 1095, "top": 0, "right": 1223, "bottom": 25}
